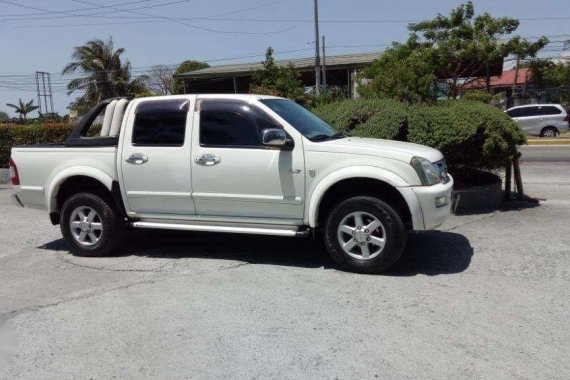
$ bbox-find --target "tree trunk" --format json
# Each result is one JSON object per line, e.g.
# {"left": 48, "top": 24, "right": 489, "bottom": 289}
{"left": 513, "top": 152, "right": 524, "bottom": 200}
{"left": 505, "top": 159, "right": 512, "bottom": 200}
{"left": 485, "top": 62, "right": 491, "bottom": 93}
{"left": 512, "top": 56, "right": 520, "bottom": 94}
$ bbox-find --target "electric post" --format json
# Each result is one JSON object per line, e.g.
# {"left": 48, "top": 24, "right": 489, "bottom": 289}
{"left": 321, "top": 35, "right": 327, "bottom": 94}
{"left": 313, "top": 0, "right": 321, "bottom": 95}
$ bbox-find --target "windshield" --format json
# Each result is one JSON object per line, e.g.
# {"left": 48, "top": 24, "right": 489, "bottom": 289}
{"left": 259, "top": 99, "right": 342, "bottom": 141}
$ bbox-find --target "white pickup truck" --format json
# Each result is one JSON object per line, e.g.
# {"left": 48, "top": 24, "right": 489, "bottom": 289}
{"left": 10, "top": 95, "right": 453, "bottom": 273}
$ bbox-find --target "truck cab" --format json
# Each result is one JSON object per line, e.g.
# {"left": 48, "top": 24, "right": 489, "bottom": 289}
{"left": 10, "top": 94, "right": 453, "bottom": 273}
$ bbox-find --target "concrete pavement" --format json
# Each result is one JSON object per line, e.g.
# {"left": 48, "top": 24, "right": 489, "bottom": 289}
{"left": 0, "top": 148, "right": 569, "bottom": 379}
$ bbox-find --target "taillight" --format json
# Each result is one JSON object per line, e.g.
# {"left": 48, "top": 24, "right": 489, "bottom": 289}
{"left": 9, "top": 158, "right": 19, "bottom": 186}
{"left": 564, "top": 114, "right": 569, "bottom": 122}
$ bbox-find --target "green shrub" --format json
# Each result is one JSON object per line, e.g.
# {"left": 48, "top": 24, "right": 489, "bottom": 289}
{"left": 461, "top": 90, "right": 493, "bottom": 103}
{"left": 312, "top": 98, "right": 407, "bottom": 140}
{"left": 0, "top": 124, "right": 74, "bottom": 167}
{"left": 311, "top": 98, "right": 525, "bottom": 174}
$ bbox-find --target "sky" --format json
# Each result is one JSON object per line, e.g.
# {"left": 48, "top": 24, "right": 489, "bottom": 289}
{"left": 0, "top": 0, "right": 569, "bottom": 115}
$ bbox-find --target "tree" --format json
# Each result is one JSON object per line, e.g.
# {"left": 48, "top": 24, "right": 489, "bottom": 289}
{"left": 250, "top": 47, "right": 304, "bottom": 99}
{"left": 508, "top": 36, "right": 550, "bottom": 93}
{"left": 358, "top": 36, "right": 438, "bottom": 103}
{"left": 408, "top": 1, "right": 526, "bottom": 98}
{"left": 62, "top": 37, "right": 147, "bottom": 105}
{"left": 6, "top": 99, "right": 39, "bottom": 123}
{"left": 173, "top": 60, "right": 209, "bottom": 94}
{"left": 529, "top": 57, "right": 570, "bottom": 103}
{"left": 145, "top": 65, "right": 175, "bottom": 95}
{"left": 0, "top": 111, "right": 9, "bottom": 123}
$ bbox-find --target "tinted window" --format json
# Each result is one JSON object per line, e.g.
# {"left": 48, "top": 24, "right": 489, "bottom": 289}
{"left": 199, "top": 100, "right": 282, "bottom": 148}
{"left": 539, "top": 106, "right": 562, "bottom": 115}
{"left": 132, "top": 99, "right": 188, "bottom": 146}
{"left": 508, "top": 107, "right": 539, "bottom": 117}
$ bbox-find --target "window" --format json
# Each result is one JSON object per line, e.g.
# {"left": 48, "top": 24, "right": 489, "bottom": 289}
{"left": 508, "top": 107, "right": 539, "bottom": 117}
{"left": 538, "top": 106, "right": 562, "bottom": 116}
{"left": 260, "top": 99, "right": 342, "bottom": 141}
{"left": 199, "top": 99, "right": 282, "bottom": 148}
{"left": 132, "top": 99, "right": 188, "bottom": 146}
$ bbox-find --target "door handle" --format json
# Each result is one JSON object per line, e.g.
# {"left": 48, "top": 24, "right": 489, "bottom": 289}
{"left": 195, "top": 154, "right": 221, "bottom": 166}
{"left": 125, "top": 153, "right": 148, "bottom": 165}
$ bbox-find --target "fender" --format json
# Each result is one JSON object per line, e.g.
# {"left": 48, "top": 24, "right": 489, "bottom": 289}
{"left": 46, "top": 166, "right": 114, "bottom": 213}
{"left": 306, "top": 166, "right": 423, "bottom": 228}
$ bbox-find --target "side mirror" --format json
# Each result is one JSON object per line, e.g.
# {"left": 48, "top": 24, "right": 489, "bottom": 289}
{"left": 261, "top": 128, "right": 292, "bottom": 149}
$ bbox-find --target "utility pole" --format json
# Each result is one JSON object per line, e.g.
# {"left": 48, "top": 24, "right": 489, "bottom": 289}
{"left": 313, "top": 0, "right": 321, "bottom": 95}
{"left": 35, "top": 71, "right": 54, "bottom": 114}
{"left": 321, "top": 35, "right": 327, "bottom": 94}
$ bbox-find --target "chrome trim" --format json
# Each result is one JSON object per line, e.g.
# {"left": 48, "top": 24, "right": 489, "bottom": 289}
{"left": 131, "top": 221, "right": 300, "bottom": 236}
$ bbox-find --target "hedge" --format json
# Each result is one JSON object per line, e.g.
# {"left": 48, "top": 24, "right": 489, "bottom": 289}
{"left": 312, "top": 99, "right": 525, "bottom": 175}
{"left": 0, "top": 123, "right": 74, "bottom": 167}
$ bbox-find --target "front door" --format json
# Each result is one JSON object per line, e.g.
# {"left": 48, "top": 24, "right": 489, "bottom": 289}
{"left": 119, "top": 97, "right": 196, "bottom": 217}
{"left": 190, "top": 98, "right": 305, "bottom": 221}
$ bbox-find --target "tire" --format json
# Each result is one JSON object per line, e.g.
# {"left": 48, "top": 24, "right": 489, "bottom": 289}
{"left": 59, "top": 192, "right": 125, "bottom": 257}
{"left": 540, "top": 127, "right": 557, "bottom": 138}
{"left": 323, "top": 196, "right": 407, "bottom": 274}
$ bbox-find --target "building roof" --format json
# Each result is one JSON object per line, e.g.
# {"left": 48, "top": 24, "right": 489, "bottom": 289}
{"left": 465, "top": 68, "right": 532, "bottom": 89}
{"left": 176, "top": 52, "right": 380, "bottom": 79}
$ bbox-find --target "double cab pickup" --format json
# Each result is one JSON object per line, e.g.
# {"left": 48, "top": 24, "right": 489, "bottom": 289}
{"left": 10, "top": 95, "right": 453, "bottom": 273}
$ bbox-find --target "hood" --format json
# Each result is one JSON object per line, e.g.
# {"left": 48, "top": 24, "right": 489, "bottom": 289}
{"left": 307, "top": 137, "right": 444, "bottom": 163}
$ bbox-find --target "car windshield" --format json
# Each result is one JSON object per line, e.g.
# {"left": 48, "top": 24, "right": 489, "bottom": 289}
{"left": 259, "top": 99, "right": 342, "bottom": 141}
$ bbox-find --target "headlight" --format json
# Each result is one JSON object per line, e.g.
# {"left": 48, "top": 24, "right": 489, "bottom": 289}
{"left": 411, "top": 157, "right": 449, "bottom": 186}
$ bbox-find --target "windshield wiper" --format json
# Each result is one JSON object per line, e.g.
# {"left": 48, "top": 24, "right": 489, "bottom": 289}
{"left": 310, "top": 132, "right": 344, "bottom": 141}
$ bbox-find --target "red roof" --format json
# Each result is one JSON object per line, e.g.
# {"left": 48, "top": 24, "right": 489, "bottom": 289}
{"left": 464, "top": 68, "right": 532, "bottom": 89}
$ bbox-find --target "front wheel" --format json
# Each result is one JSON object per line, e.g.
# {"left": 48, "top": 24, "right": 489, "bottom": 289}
{"left": 60, "top": 192, "right": 125, "bottom": 257}
{"left": 324, "top": 196, "right": 407, "bottom": 273}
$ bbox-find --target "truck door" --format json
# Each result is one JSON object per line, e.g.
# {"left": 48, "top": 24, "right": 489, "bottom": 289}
{"left": 190, "top": 98, "right": 305, "bottom": 221}
{"left": 119, "top": 97, "right": 196, "bottom": 217}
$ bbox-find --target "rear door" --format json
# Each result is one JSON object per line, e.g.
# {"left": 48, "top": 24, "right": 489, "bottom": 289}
{"left": 539, "top": 105, "right": 564, "bottom": 128}
{"left": 119, "top": 96, "right": 196, "bottom": 217}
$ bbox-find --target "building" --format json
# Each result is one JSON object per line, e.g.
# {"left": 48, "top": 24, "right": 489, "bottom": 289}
{"left": 174, "top": 52, "right": 380, "bottom": 98}
{"left": 465, "top": 68, "right": 532, "bottom": 95}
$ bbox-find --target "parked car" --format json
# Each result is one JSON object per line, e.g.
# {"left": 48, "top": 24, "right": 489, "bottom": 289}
{"left": 506, "top": 104, "right": 569, "bottom": 137}
{"left": 9, "top": 95, "right": 453, "bottom": 273}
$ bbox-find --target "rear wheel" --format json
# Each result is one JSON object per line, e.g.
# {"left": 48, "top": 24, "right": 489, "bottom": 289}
{"left": 60, "top": 192, "right": 124, "bottom": 257}
{"left": 323, "top": 196, "right": 407, "bottom": 273}
{"left": 540, "top": 126, "right": 557, "bottom": 138}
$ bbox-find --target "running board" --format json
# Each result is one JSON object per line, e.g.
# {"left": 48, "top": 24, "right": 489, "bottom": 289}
{"left": 131, "top": 221, "right": 309, "bottom": 237}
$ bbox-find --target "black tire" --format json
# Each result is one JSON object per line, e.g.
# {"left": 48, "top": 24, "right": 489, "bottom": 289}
{"left": 59, "top": 192, "right": 125, "bottom": 257}
{"left": 540, "top": 126, "right": 558, "bottom": 138}
{"left": 323, "top": 196, "right": 407, "bottom": 274}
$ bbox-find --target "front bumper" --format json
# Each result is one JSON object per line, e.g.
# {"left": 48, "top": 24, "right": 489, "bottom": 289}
{"left": 411, "top": 175, "right": 454, "bottom": 230}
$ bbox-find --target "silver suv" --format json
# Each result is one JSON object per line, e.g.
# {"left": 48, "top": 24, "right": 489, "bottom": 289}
{"left": 506, "top": 104, "right": 569, "bottom": 137}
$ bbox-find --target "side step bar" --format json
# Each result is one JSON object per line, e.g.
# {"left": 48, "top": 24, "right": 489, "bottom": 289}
{"left": 131, "top": 221, "right": 310, "bottom": 237}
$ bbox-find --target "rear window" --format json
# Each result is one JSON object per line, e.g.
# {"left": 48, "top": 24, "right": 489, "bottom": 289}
{"left": 132, "top": 99, "right": 189, "bottom": 146}
{"left": 538, "top": 106, "right": 562, "bottom": 115}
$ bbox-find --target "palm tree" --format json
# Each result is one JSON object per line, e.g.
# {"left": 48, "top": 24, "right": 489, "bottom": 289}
{"left": 62, "top": 37, "right": 146, "bottom": 103}
{"left": 6, "top": 99, "right": 39, "bottom": 123}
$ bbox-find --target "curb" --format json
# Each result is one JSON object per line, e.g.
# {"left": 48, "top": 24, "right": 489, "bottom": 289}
{"left": 527, "top": 139, "right": 570, "bottom": 146}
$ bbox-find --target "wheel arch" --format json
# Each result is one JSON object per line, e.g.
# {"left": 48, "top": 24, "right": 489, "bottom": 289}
{"left": 307, "top": 167, "right": 422, "bottom": 230}
{"left": 47, "top": 167, "right": 124, "bottom": 224}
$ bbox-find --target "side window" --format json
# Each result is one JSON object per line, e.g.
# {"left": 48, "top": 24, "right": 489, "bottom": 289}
{"left": 539, "top": 106, "right": 562, "bottom": 115}
{"left": 199, "top": 100, "right": 283, "bottom": 148}
{"left": 132, "top": 99, "right": 189, "bottom": 146}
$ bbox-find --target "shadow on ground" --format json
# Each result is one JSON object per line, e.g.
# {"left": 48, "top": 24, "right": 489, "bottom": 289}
{"left": 40, "top": 229, "right": 473, "bottom": 276}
